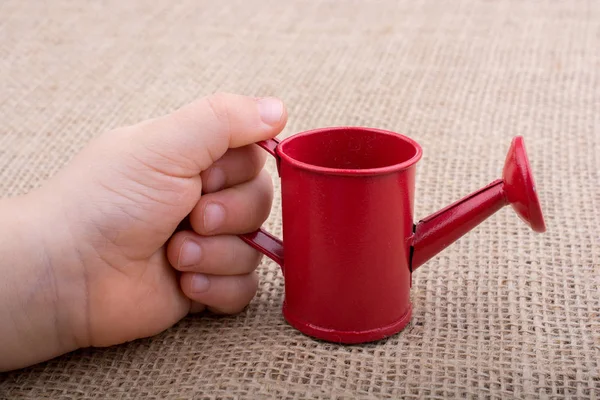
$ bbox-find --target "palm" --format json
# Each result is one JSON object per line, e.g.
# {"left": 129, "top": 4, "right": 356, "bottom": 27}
{"left": 61, "top": 143, "right": 201, "bottom": 346}
{"left": 86, "top": 250, "right": 189, "bottom": 347}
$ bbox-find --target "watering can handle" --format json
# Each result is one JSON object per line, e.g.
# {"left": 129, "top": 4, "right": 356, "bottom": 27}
{"left": 238, "top": 138, "right": 285, "bottom": 268}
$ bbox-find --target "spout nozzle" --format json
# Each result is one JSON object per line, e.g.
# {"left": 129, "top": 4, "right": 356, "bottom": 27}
{"left": 502, "top": 136, "right": 546, "bottom": 233}
{"left": 411, "top": 136, "right": 546, "bottom": 271}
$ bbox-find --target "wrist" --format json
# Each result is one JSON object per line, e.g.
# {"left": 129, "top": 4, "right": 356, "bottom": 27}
{"left": 0, "top": 189, "right": 89, "bottom": 371}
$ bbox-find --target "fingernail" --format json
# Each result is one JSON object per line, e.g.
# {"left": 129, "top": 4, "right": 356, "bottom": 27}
{"left": 204, "top": 203, "right": 225, "bottom": 232}
{"left": 191, "top": 274, "right": 210, "bottom": 293}
{"left": 178, "top": 238, "right": 202, "bottom": 268}
{"left": 257, "top": 97, "right": 284, "bottom": 126}
{"left": 205, "top": 167, "right": 226, "bottom": 192}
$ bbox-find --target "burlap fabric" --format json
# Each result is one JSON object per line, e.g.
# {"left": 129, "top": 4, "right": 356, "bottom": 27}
{"left": 1, "top": 0, "right": 598, "bottom": 398}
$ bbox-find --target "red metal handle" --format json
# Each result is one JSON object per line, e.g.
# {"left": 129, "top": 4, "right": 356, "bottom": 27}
{"left": 239, "top": 138, "right": 285, "bottom": 268}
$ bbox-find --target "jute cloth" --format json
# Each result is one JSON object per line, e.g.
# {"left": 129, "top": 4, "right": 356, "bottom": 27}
{"left": 1, "top": 0, "right": 598, "bottom": 398}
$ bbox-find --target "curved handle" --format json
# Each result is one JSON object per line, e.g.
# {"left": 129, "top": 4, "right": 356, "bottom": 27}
{"left": 240, "top": 229, "right": 284, "bottom": 267}
{"left": 239, "top": 138, "right": 285, "bottom": 269}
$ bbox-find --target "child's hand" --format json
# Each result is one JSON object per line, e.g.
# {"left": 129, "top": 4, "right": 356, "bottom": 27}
{"left": 0, "top": 93, "right": 287, "bottom": 371}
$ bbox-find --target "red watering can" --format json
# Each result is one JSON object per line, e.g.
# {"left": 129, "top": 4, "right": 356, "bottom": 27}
{"left": 241, "top": 127, "right": 546, "bottom": 344}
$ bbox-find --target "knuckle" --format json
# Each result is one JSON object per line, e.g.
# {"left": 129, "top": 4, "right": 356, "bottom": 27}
{"left": 242, "top": 247, "right": 263, "bottom": 272}
{"left": 230, "top": 238, "right": 262, "bottom": 273}
{"left": 249, "top": 145, "right": 268, "bottom": 177}
{"left": 227, "top": 237, "right": 241, "bottom": 267}
{"left": 204, "top": 93, "right": 232, "bottom": 132}
{"left": 221, "top": 275, "right": 257, "bottom": 313}
{"left": 241, "top": 273, "right": 259, "bottom": 300}
{"left": 201, "top": 93, "right": 233, "bottom": 164}
{"left": 258, "top": 168, "right": 274, "bottom": 189}
{"left": 238, "top": 173, "right": 273, "bottom": 232}
{"left": 256, "top": 172, "right": 274, "bottom": 219}
{"left": 251, "top": 249, "right": 264, "bottom": 269}
{"left": 221, "top": 290, "right": 241, "bottom": 310}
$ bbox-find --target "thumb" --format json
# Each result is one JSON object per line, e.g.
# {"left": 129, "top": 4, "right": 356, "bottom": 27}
{"left": 126, "top": 93, "right": 287, "bottom": 177}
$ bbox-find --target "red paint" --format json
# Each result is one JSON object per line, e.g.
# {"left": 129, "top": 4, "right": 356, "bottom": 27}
{"left": 240, "top": 128, "right": 545, "bottom": 344}
{"left": 411, "top": 180, "right": 507, "bottom": 270}
{"left": 241, "top": 229, "right": 284, "bottom": 267}
{"left": 502, "top": 136, "right": 546, "bottom": 233}
{"left": 412, "top": 136, "right": 546, "bottom": 270}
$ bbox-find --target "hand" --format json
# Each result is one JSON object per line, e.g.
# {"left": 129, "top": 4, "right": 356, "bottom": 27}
{"left": 0, "top": 93, "right": 287, "bottom": 371}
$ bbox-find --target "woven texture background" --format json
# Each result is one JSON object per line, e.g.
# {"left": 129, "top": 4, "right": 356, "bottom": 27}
{"left": 1, "top": 0, "right": 599, "bottom": 398}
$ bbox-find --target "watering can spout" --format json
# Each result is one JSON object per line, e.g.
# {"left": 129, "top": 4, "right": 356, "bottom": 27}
{"left": 410, "top": 136, "right": 546, "bottom": 271}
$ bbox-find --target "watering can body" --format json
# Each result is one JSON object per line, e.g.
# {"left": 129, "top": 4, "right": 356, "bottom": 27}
{"left": 242, "top": 127, "right": 546, "bottom": 343}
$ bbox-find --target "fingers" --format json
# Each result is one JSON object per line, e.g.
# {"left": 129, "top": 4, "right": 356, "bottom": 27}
{"left": 189, "top": 302, "right": 206, "bottom": 314}
{"left": 180, "top": 272, "right": 259, "bottom": 315}
{"left": 167, "top": 166, "right": 272, "bottom": 315}
{"left": 167, "top": 155, "right": 273, "bottom": 316}
{"left": 200, "top": 145, "right": 268, "bottom": 193}
{"left": 167, "top": 231, "right": 263, "bottom": 315}
{"left": 167, "top": 231, "right": 263, "bottom": 275}
{"left": 190, "top": 169, "right": 273, "bottom": 235}
{"left": 128, "top": 93, "right": 287, "bottom": 177}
